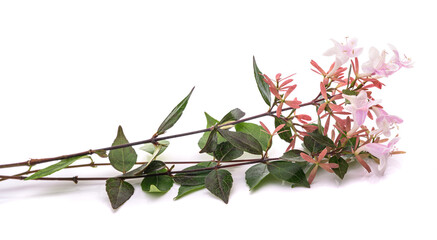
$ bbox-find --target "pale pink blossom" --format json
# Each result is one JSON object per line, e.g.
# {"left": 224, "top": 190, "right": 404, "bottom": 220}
{"left": 355, "top": 137, "right": 400, "bottom": 174}
{"left": 324, "top": 38, "right": 363, "bottom": 62}
{"left": 388, "top": 44, "right": 413, "bottom": 69}
{"left": 361, "top": 45, "right": 412, "bottom": 77}
{"left": 324, "top": 38, "right": 363, "bottom": 77}
{"left": 372, "top": 107, "right": 403, "bottom": 137}
{"left": 342, "top": 91, "right": 379, "bottom": 135}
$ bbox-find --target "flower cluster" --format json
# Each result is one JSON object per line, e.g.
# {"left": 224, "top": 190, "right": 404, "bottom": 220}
{"left": 262, "top": 37, "right": 410, "bottom": 177}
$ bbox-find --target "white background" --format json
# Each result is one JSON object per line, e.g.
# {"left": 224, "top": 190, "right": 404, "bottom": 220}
{"left": 0, "top": 1, "right": 435, "bottom": 239}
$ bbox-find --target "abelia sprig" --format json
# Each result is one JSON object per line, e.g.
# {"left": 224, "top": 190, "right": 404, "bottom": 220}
{"left": 262, "top": 73, "right": 302, "bottom": 117}
{"left": 300, "top": 148, "right": 339, "bottom": 184}
{"left": 0, "top": 38, "right": 411, "bottom": 210}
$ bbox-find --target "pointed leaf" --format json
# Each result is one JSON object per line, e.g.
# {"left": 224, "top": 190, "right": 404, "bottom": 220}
{"left": 245, "top": 163, "right": 270, "bottom": 190}
{"left": 307, "top": 131, "right": 336, "bottom": 148}
{"left": 108, "top": 126, "right": 137, "bottom": 173}
{"left": 173, "top": 162, "right": 217, "bottom": 186}
{"left": 213, "top": 141, "right": 244, "bottom": 161}
{"left": 205, "top": 169, "right": 233, "bottom": 204}
{"left": 156, "top": 87, "right": 194, "bottom": 135}
{"left": 25, "top": 155, "right": 91, "bottom": 180}
{"left": 267, "top": 161, "right": 310, "bottom": 188}
{"left": 275, "top": 117, "right": 293, "bottom": 143}
{"left": 217, "top": 129, "right": 263, "bottom": 155}
{"left": 141, "top": 167, "right": 174, "bottom": 193}
{"left": 329, "top": 156, "right": 348, "bottom": 179}
{"left": 105, "top": 178, "right": 135, "bottom": 209}
{"left": 235, "top": 122, "right": 270, "bottom": 151}
{"left": 198, "top": 112, "right": 226, "bottom": 154}
{"left": 218, "top": 108, "right": 245, "bottom": 125}
{"left": 139, "top": 140, "right": 170, "bottom": 156}
{"left": 174, "top": 185, "right": 205, "bottom": 200}
{"left": 342, "top": 89, "right": 358, "bottom": 96}
{"left": 199, "top": 130, "right": 218, "bottom": 153}
{"left": 122, "top": 159, "right": 166, "bottom": 177}
{"left": 303, "top": 135, "right": 325, "bottom": 154}
{"left": 280, "top": 149, "right": 306, "bottom": 161}
{"left": 95, "top": 150, "right": 108, "bottom": 158}
{"left": 253, "top": 56, "right": 271, "bottom": 106}
{"left": 204, "top": 112, "right": 219, "bottom": 128}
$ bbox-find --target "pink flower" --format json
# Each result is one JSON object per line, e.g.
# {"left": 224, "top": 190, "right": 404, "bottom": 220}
{"left": 324, "top": 38, "right": 363, "bottom": 63}
{"left": 342, "top": 91, "right": 379, "bottom": 136}
{"left": 361, "top": 45, "right": 412, "bottom": 77}
{"left": 355, "top": 138, "right": 400, "bottom": 174}
{"left": 324, "top": 38, "right": 363, "bottom": 76}
{"left": 373, "top": 107, "right": 403, "bottom": 137}
{"left": 388, "top": 44, "right": 413, "bottom": 69}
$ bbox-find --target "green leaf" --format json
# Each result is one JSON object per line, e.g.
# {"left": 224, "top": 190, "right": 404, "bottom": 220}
{"left": 217, "top": 129, "right": 263, "bottom": 155}
{"left": 218, "top": 108, "right": 245, "bottom": 125}
{"left": 307, "top": 131, "right": 336, "bottom": 148}
{"left": 245, "top": 163, "right": 270, "bottom": 190}
{"left": 303, "top": 135, "right": 324, "bottom": 154}
{"left": 275, "top": 117, "right": 293, "bottom": 143}
{"left": 205, "top": 169, "right": 233, "bottom": 204}
{"left": 95, "top": 150, "right": 108, "bottom": 158}
{"left": 342, "top": 89, "right": 358, "bottom": 96}
{"left": 108, "top": 126, "right": 137, "bottom": 173}
{"left": 199, "top": 130, "right": 218, "bottom": 153}
{"left": 342, "top": 137, "right": 357, "bottom": 152}
{"left": 25, "top": 155, "right": 91, "bottom": 180}
{"left": 156, "top": 87, "right": 194, "bottom": 135}
{"left": 267, "top": 161, "right": 310, "bottom": 188}
{"left": 198, "top": 112, "right": 226, "bottom": 153}
{"left": 139, "top": 140, "right": 170, "bottom": 156}
{"left": 124, "top": 143, "right": 163, "bottom": 176}
{"left": 253, "top": 56, "right": 271, "bottom": 106}
{"left": 235, "top": 122, "right": 270, "bottom": 151}
{"left": 329, "top": 156, "right": 348, "bottom": 179}
{"left": 141, "top": 167, "right": 174, "bottom": 193}
{"left": 105, "top": 178, "right": 135, "bottom": 209}
{"left": 204, "top": 112, "right": 219, "bottom": 128}
{"left": 213, "top": 141, "right": 244, "bottom": 161}
{"left": 122, "top": 159, "right": 167, "bottom": 177}
{"left": 143, "top": 160, "right": 167, "bottom": 174}
{"left": 173, "top": 162, "right": 217, "bottom": 186}
{"left": 174, "top": 185, "right": 205, "bottom": 200}
{"left": 280, "top": 150, "right": 306, "bottom": 161}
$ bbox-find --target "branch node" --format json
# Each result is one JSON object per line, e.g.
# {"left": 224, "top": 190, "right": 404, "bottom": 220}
{"left": 72, "top": 176, "right": 78, "bottom": 184}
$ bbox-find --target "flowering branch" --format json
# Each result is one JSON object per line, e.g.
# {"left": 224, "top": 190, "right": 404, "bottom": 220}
{"left": 0, "top": 38, "right": 411, "bottom": 209}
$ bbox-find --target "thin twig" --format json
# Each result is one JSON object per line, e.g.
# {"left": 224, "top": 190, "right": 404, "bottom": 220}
{"left": 0, "top": 157, "right": 280, "bottom": 182}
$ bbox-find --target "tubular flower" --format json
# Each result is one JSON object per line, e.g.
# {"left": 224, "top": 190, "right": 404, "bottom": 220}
{"left": 372, "top": 107, "right": 403, "bottom": 137}
{"left": 355, "top": 137, "right": 400, "bottom": 174}
{"left": 324, "top": 38, "right": 363, "bottom": 76}
{"left": 342, "top": 91, "right": 378, "bottom": 136}
{"left": 361, "top": 45, "right": 413, "bottom": 78}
